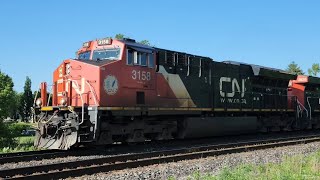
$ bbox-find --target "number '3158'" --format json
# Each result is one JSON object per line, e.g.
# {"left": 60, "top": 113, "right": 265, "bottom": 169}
{"left": 132, "top": 70, "right": 151, "bottom": 81}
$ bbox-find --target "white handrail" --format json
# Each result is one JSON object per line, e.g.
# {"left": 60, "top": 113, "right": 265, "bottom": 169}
{"left": 297, "top": 105, "right": 302, "bottom": 118}
{"left": 33, "top": 84, "right": 41, "bottom": 106}
{"left": 297, "top": 99, "right": 308, "bottom": 118}
{"left": 37, "top": 78, "right": 97, "bottom": 126}
{"left": 47, "top": 93, "right": 52, "bottom": 106}
{"left": 47, "top": 84, "right": 53, "bottom": 106}
{"left": 85, "top": 81, "right": 98, "bottom": 106}
{"left": 68, "top": 79, "right": 98, "bottom": 124}
{"left": 69, "top": 80, "right": 85, "bottom": 125}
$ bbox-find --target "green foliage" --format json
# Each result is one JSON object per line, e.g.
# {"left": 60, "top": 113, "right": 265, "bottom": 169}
{"left": 8, "top": 91, "right": 22, "bottom": 119}
{"left": 20, "top": 76, "right": 33, "bottom": 121}
{"left": 0, "top": 136, "right": 36, "bottom": 154}
{"left": 0, "top": 122, "right": 17, "bottom": 147}
{"left": 286, "top": 61, "right": 304, "bottom": 75}
{"left": 7, "top": 122, "right": 34, "bottom": 137}
{"left": 308, "top": 63, "right": 320, "bottom": 76}
{"left": 0, "top": 122, "right": 34, "bottom": 149}
{"left": 0, "top": 70, "right": 14, "bottom": 120}
{"left": 1, "top": 145, "right": 36, "bottom": 154}
{"left": 114, "top": 34, "right": 152, "bottom": 46}
{"left": 114, "top": 33, "right": 127, "bottom": 40}
{"left": 140, "top": 40, "right": 151, "bottom": 46}
{"left": 183, "top": 151, "right": 320, "bottom": 180}
{"left": 18, "top": 136, "right": 35, "bottom": 144}
{"left": 17, "top": 92, "right": 24, "bottom": 120}
{"left": 33, "top": 90, "right": 40, "bottom": 100}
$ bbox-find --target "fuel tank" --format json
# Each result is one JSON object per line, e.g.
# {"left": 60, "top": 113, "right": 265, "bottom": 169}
{"left": 182, "top": 116, "right": 258, "bottom": 138}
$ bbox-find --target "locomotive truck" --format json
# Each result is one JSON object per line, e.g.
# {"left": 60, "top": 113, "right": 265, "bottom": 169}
{"left": 33, "top": 37, "right": 320, "bottom": 150}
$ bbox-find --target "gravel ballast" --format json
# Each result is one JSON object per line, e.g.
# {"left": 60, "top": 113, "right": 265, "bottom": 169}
{"left": 78, "top": 142, "right": 320, "bottom": 180}
{"left": 0, "top": 133, "right": 293, "bottom": 171}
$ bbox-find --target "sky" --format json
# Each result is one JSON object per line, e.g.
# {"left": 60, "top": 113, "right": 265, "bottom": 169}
{"left": 1, "top": 0, "right": 320, "bottom": 92}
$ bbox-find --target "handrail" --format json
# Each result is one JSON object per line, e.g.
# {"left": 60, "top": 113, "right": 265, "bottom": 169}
{"left": 69, "top": 79, "right": 85, "bottom": 125}
{"left": 85, "top": 81, "right": 98, "bottom": 106}
{"left": 47, "top": 93, "right": 52, "bottom": 106}
{"left": 33, "top": 84, "right": 41, "bottom": 106}
{"left": 67, "top": 79, "right": 98, "bottom": 125}
{"left": 46, "top": 84, "right": 53, "bottom": 106}
{"left": 297, "top": 99, "right": 308, "bottom": 118}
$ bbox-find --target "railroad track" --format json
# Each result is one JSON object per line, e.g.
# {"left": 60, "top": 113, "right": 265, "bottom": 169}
{"left": 1, "top": 133, "right": 320, "bottom": 180}
{"left": 0, "top": 150, "right": 63, "bottom": 164}
{"left": 1, "top": 131, "right": 317, "bottom": 164}
{"left": 0, "top": 148, "right": 102, "bottom": 164}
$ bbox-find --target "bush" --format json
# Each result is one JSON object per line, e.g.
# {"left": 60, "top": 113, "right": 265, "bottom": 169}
{"left": 0, "top": 121, "right": 35, "bottom": 149}
{"left": 0, "top": 121, "right": 17, "bottom": 147}
{"left": 7, "top": 122, "right": 34, "bottom": 137}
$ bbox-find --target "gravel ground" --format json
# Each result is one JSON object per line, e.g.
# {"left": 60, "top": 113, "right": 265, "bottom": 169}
{"left": 76, "top": 142, "right": 320, "bottom": 180}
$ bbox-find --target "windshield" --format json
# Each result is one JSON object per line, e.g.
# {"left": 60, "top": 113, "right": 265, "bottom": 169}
{"left": 78, "top": 51, "right": 91, "bottom": 60}
{"left": 92, "top": 48, "right": 121, "bottom": 61}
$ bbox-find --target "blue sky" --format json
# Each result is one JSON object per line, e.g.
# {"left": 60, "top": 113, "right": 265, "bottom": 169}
{"left": 1, "top": 1, "right": 320, "bottom": 92}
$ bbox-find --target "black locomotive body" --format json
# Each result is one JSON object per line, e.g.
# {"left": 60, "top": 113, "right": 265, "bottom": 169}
{"left": 157, "top": 48, "right": 300, "bottom": 138}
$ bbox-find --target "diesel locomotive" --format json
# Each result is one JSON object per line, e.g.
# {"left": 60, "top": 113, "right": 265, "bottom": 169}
{"left": 33, "top": 37, "right": 320, "bottom": 150}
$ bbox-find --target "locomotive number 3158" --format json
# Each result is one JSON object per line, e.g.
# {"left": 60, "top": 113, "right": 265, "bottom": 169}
{"left": 132, "top": 70, "right": 151, "bottom": 81}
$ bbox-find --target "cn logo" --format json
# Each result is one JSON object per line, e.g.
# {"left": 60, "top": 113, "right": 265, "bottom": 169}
{"left": 219, "top": 77, "right": 246, "bottom": 98}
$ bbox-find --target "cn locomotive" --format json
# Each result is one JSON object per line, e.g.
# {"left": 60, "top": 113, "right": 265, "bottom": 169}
{"left": 33, "top": 37, "right": 320, "bottom": 150}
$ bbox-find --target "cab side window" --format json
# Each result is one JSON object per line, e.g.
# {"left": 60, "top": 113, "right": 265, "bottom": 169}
{"left": 140, "top": 53, "right": 147, "bottom": 66}
{"left": 148, "top": 53, "right": 154, "bottom": 68}
{"left": 127, "top": 49, "right": 133, "bottom": 65}
{"left": 134, "top": 51, "right": 140, "bottom": 65}
{"left": 127, "top": 47, "right": 154, "bottom": 68}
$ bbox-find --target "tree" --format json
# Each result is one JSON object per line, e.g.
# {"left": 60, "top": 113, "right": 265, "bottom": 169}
{"left": 308, "top": 63, "right": 320, "bottom": 76}
{"left": 0, "top": 71, "right": 17, "bottom": 147}
{"left": 20, "top": 76, "right": 33, "bottom": 121}
{"left": 139, "top": 40, "right": 151, "bottom": 46}
{"left": 0, "top": 70, "right": 14, "bottom": 120}
{"left": 286, "top": 61, "right": 304, "bottom": 75}
{"left": 114, "top": 34, "right": 126, "bottom": 40}
{"left": 16, "top": 93, "right": 23, "bottom": 119}
{"left": 8, "top": 91, "right": 21, "bottom": 120}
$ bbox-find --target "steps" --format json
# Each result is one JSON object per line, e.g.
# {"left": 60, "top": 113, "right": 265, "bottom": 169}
{"left": 78, "top": 111, "right": 94, "bottom": 143}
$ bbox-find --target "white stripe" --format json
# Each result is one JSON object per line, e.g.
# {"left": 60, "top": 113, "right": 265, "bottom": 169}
{"left": 158, "top": 65, "right": 196, "bottom": 107}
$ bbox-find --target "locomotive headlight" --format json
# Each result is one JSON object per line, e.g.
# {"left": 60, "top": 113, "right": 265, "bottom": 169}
{"left": 60, "top": 97, "right": 67, "bottom": 106}
{"left": 36, "top": 98, "right": 42, "bottom": 107}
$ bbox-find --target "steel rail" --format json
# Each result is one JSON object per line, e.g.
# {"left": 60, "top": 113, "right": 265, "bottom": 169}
{"left": 0, "top": 148, "right": 98, "bottom": 164}
{"left": 2, "top": 134, "right": 320, "bottom": 179}
{"left": 0, "top": 150, "right": 60, "bottom": 158}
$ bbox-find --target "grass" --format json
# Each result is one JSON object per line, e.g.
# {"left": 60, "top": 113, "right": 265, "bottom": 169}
{"left": 169, "top": 151, "right": 320, "bottom": 180}
{"left": 0, "top": 136, "right": 36, "bottom": 154}
{"left": 18, "top": 136, "right": 35, "bottom": 145}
